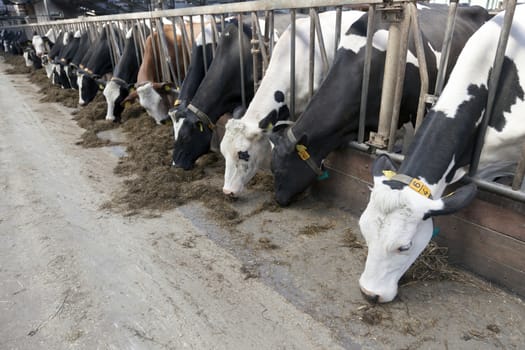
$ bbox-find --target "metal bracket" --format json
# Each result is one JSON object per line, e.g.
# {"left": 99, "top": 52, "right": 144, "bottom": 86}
{"left": 367, "top": 131, "right": 389, "bottom": 149}
{"left": 378, "top": 4, "right": 404, "bottom": 23}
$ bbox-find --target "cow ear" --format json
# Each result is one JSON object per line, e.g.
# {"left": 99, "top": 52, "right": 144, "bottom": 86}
{"left": 372, "top": 154, "right": 398, "bottom": 177}
{"left": 423, "top": 183, "right": 477, "bottom": 220}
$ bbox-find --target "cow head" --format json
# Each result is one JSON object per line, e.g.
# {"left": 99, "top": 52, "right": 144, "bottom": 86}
{"left": 136, "top": 82, "right": 175, "bottom": 124}
{"left": 270, "top": 128, "right": 324, "bottom": 206}
{"left": 171, "top": 107, "right": 213, "bottom": 170}
{"left": 221, "top": 119, "right": 271, "bottom": 196}
{"left": 103, "top": 79, "right": 133, "bottom": 122}
{"left": 77, "top": 73, "right": 100, "bottom": 106}
{"left": 358, "top": 155, "right": 477, "bottom": 303}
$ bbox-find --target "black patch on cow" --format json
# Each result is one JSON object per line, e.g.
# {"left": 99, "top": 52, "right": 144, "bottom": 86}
{"left": 274, "top": 90, "right": 285, "bottom": 103}
{"left": 345, "top": 15, "right": 368, "bottom": 37}
{"left": 238, "top": 151, "right": 250, "bottom": 161}
{"left": 400, "top": 83, "right": 488, "bottom": 184}
{"left": 490, "top": 57, "right": 524, "bottom": 132}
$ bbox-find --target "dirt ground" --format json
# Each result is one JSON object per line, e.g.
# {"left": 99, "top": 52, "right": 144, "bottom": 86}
{"left": 1, "top": 57, "right": 524, "bottom": 350}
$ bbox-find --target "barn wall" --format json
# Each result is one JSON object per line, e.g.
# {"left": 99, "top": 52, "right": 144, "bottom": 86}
{"left": 311, "top": 147, "right": 525, "bottom": 298}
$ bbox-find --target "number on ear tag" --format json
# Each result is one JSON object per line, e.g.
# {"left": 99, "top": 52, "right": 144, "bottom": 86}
{"left": 296, "top": 144, "right": 310, "bottom": 161}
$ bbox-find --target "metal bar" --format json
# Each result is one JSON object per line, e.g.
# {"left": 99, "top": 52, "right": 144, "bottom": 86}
{"left": 171, "top": 17, "right": 182, "bottom": 87}
{"left": 4, "top": 0, "right": 387, "bottom": 28}
{"left": 410, "top": 2, "right": 429, "bottom": 132}
{"left": 358, "top": 6, "right": 375, "bottom": 144}
{"left": 252, "top": 12, "right": 269, "bottom": 72}
{"left": 368, "top": 6, "right": 404, "bottom": 149}
{"left": 512, "top": 142, "right": 525, "bottom": 191}
{"left": 470, "top": 0, "right": 517, "bottom": 176}
{"left": 151, "top": 18, "right": 161, "bottom": 82}
{"left": 290, "top": 9, "right": 296, "bottom": 119}
{"left": 335, "top": 6, "right": 342, "bottom": 57}
{"left": 238, "top": 13, "right": 247, "bottom": 109}
{"left": 467, "top": 176, "right": 525, "bottom": 202}
{"left": 251, "top": 12, "right": 260, "bottom": 92}
{"left": 177, "top": 17, "right": 190, "bottom": 75}
{"left": 189, "top": 15, "right": 195, "bottom": 49}
{"left": 313, "top": 9, "right": 329, "bottom": 74}
{"left": 433, "top": 0, "right": 458, "bottom": 97}
{"left": 269, "top": 10, "right": 275, "bottom": 57}
{"left": 200, "top": 15, "right": 208, "bottom": 74}
{"left": 387, "top": 4, "right": 410, "bottom": 152}
{"left": 308, "top": 9, "right": 315, "bottom": 99}
{"left": 210, "top": 15, "right": 218, "bottom": 57}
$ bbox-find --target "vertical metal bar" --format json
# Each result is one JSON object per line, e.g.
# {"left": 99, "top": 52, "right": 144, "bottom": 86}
{"left": 368, "top": 7, "right": 403, "bottom": 149}
{"left": 358, "top": 6, "right": 375, "bottom": 144}
{"left": 210, "top": 15, "right": 218, "bottom": 57}
{"left": 308, "top": 9, "right": 316, "bottom": 99}
{"left": 410, "top": 3, "right": 429, "bottom": 133}
{"left": 512, "top": 142, "right": 525, "bottom": 190}
{"left": 238, "top": 13, "right": 247, "bottom": 109}
{"left": 151, "top": 19, "right": 161, "bottom": 82}
{"left": 189, "top": 15, "right": 195, "bottom": 48}
{"left": 290, "top": 9, "right": 296, "bottom": 119}
{"left": 434, "top": 0, "right": 458, "bottom": 98}
{"left": 313, "top": 9, "right": 329, "bottom": 74}
{"left": 171, "top": 17, "right": 182, "bottom": 87}
{"left": 335, "top": 6, "right": 342, "bottom": 57}
{"left": 252, "top": 12, "right": 269, "bottom": 73}
{"left": 251, "top": 12, "right": 260, "bottom": 92}
{"left": 200, "top": 16, "right": 208, "bottom": 74}
{"left": 177, "top": 17, "right": 190, "bottom": 75}
{"left": 470, "top": 0, "right": 517, "bottom": 176}
{"left": 269, "top": 10, "right": 274, "bottom": 57}
{"left": 387, "top": 4, "right": 411, "bottom": 152}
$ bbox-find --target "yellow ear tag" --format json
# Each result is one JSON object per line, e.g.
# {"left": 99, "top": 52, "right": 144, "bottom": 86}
{"left": 382, "top": 170, "right": 396, "bottom": 179}
{"left": 164, "top": 85, "right": 171, "bottom": 92}
{"left": 408, "top": 178, "right": 432, "bottom": 198}
{"left": 199, "top": 123, "right": 204, "bottom": 132}
{"left": 174, "top": 99, "right": 181, "bottom": 107}
{"left": 295, "top": 144, "right": 310, "bottom": 161}
{"left": 99, "top": 84, "right": 104, "bottom": 91}
{"left": 266, "top": 122, "right": 273, "bottom": 132}
{"left": 125, "top": 101, "right": 131, "bottom": 108}
{"left": 129, "top": 87, "right": 135, "bottom": 93}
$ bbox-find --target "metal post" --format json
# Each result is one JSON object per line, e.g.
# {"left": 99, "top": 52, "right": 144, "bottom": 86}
{"left": 290, "top": 9, "right": 296, "bottom": 119}
{"left": 358, "top": 6, "right": 375, "bottom": 144}
{"left": 512, "top": 142, "right": 525, "bottom": 190}
{"left": 409, "top": 2, "right": 429, "bottom": 132}
{"left": 368, "top": 5, "right": 404, "bottom": 149}
{"left": 387, "top": 4, "right": 410, "bottom": 152}
{"left": 251, "top": 12, "right": 260, "bottom": 92}
{"left": 200, "top": 15, "right": 208, "bottom": 74}
{"left": 334, "top": 6, "right": 342, "bottom": 57}
{"left": 171, "top": 17, "right": 182, "bottom": 87}
{"left": 470, "top": 0, "right": 517, "bottom": 176}
{"left": 238, "top": 13, "right": 247, "bottom": 109}
{"left": 434, "top": 0, "right": 458, "bottom": 98}
{"left": 308, "top": 9, "right": 316, "bottom": 99}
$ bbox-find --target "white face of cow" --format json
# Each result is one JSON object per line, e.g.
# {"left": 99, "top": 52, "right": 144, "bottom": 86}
{"left": 77, "top": 74, "right": 85, "bottom": 105}
{"left": 103, "top": 80, "right": 121, "bottom": 121}
{"left": 32, "top": 35, "right": 45, "bottom": 56}
{"left": 359, "top": 177, "right": 438, "bottom": 303}
{"left": 23, "top": 51, "right": 32, "bottom": 67}
{"left": 137, "top": 83, "right": 169, "bottom": 125}
{"left": 221, "top": 119, "right": 271, "bottom": 196}
{"left": 359, "top": 155, "right": 477, "bottom": 303}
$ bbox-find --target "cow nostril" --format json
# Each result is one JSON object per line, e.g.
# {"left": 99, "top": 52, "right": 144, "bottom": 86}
{"left": 360, "top": 288, "right": 380, "bottom": 304}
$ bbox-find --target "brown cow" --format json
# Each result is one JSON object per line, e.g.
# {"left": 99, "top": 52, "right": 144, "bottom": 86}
{"left": 125, "top": 21, "right": 202, "bottom": 124}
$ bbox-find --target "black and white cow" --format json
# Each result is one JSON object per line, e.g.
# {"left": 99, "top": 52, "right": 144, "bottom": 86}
{"left": 56, "top": 31, "right": 83, "bottom": 89}
{"left": 220, "top": 10, "right": 365, "bottom": 197}
{"left": 103, "top": 26, "right": 148, "bottom": 122}
{"left": 77, "top": 25, "right": 123, "bottom": 106}
{"left": 23, "top": 32, "right": 43, "bottom": 69}
{"left": 270, "top": 4, "right": 489, "bottom": 206}
{"left": 359, "top": 5, "right": 525, "bottom": 303}
{"left": 46, "top": 31, "right": 66, "bottom": 84}
{"left": 171, "top": 17, "right": 289, "bottom": 170}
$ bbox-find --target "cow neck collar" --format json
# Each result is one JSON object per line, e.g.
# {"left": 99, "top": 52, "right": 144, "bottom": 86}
{"left": 286, "top": 128, "right": 328, "bottom": 180}
{"left": 111, "top": 77, "right": 128, "bottom": 87}
{"left": 188, "top": 103, "right": 214, "bottom": 130}
{"left": 382, "top": 170, "right": 433, "bottom": 199}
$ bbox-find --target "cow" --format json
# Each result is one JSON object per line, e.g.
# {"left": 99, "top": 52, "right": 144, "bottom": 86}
{"left": 77, "top": 25, "right": 123, "bottom": 106}
{"left": 359, "top": 5, "right": 525, "bottom": 303}
{"left": 33, "top": 28, "right": 59, "bottom": 79}
{"left": 23, "top": 33, "right": 43, "bottom": 69}
{"left": 56, "top": 31, "right": 83, "bottom": 89}
{"left": 170, "top": 16, "right": 291, "bottom": 170}
{"left": 121, "top": 22, "right": 192, "bottom": 124}
{"left": 220, "top": 11, "right": 366, "bottom": 197}
{"left": 103, "top": 25, "right": 149, "bottom": 122}
{"left": 269, "top": 4, "right": 489, "bottom": 206}
{"left": 45, "top": 31, "right": 66, "bottom": 84}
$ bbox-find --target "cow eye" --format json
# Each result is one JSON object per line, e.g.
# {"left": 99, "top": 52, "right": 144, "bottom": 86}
{"left": 238, "top": 151, "right": 250, "bottom": 161}
{"left": 397, "top": 242, "right": 412, "bottom": 252}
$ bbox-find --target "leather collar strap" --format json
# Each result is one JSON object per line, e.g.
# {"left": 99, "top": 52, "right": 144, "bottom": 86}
{"left": 382, "top": 170, "right": 433, "bottom": 199}
{"left": 188, "top": 103, "right": 214, "bottom": 130}
{"left": 111, "top": 77, "right": 128, "bottom": 87}
{"left": 287, "top": 128, "right": 324, "bottom": 177}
